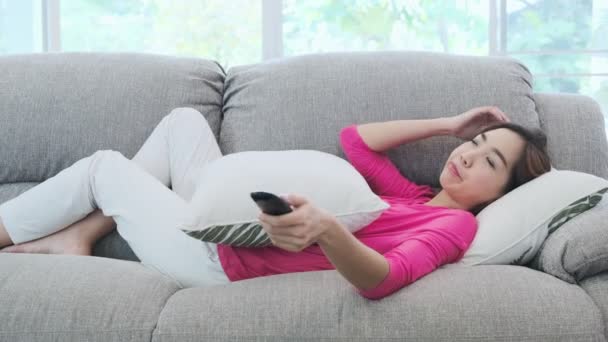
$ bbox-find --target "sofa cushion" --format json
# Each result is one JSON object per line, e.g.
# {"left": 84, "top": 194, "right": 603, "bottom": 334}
{"left": 183, "top": 150, "right": 389, "bottom": 247}
{"left": 0, "top": 253, "right": 180, "bottom": 342}
{"left": 528, "top": 194, "right": 608, "bottom": 283}
{"left": 534, "top": 93, "right": 608, "bottom": 180}
{"left": 152, "top": 266, "right": 605, "bottom": 341}
{"left": 579, "top": 271, "right": 608, "bottom": 339}
{"left": 0, "top": 52, "right": 225, "bottom": 183}
{"left": 221, "top": 51, "right": 539, "bottom": 188}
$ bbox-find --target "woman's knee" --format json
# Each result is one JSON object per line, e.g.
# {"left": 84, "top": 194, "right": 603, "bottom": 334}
{"left": 167, "top": 107, "right": 213, "bottom": 136}
{"left": 91, "top": 149, "right": 123, "bottom": 160}
{"left": 89, "top": 150, "right": 127, "bottom": 173}
{"left": 168, "top": 107, "right": 205, "bottom": 124}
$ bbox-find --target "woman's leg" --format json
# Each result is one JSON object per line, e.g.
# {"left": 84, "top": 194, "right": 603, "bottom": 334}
{"left": 0, "top": 150, "right": 122, "bottom": 246}
{"left": 0, "top": 108, "right": 228, "bottom": 287}
{"left": 0, "top": 208, "right": 116, "bottom": 255}
{"left": 0, "top": 107, "right": 222, "bottom": 254}
{"left": 130, "top": 106, "right": 224, "bottom": 203}
{"left": 0, "top": 149, "right": 226, "bottom": 287}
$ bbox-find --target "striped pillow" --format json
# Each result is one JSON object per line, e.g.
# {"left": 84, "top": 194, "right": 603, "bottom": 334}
{"left": 546, "top": 187, "right": 607, "bottom": 235}
{"left": 509, "top": 187, "right": 607, "bottom": 266}
{"left": 456, "top": 169, "right": 608, "bottom": 266}
{"left": 179, "top": 150, "right": 390, "bottom": 248}
{"left": 526, "top": 188, "right": 608, "bottom": 282}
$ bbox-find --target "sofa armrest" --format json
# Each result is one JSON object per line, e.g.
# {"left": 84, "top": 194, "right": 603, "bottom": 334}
{"left": 527, "top": 197, "right": 608, "bottom": 283}
{"left": 533, "top": 92, "right": 608, "bottom": 180}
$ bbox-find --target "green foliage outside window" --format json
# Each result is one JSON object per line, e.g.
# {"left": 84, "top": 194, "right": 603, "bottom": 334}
{"left": 1, "top": 0, "right": 606, "bottom": 124}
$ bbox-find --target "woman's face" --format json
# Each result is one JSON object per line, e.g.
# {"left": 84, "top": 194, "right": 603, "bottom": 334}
{"left": 439, "top": 128, "right": 526, "bottom": 209}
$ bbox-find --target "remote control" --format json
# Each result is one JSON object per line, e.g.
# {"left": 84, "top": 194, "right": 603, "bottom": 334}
{"left": 250, "top": 191, "right": 293, "bottom": 216}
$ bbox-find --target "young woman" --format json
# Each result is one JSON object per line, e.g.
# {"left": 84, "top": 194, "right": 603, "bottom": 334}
{"left": 0, "top": 106, "right": 551, "bottom": 299}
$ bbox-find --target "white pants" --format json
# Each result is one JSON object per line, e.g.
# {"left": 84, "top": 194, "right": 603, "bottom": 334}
{"left": 0, "top": 107, "right": 231, "bottom": 288}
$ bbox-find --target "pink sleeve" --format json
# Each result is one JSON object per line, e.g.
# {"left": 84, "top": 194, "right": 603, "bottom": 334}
{"left": 355, "top": 212, "right": 478, "bottom": 300}
{"left": 339, "top": 124, "right": 431, "bottom": 199}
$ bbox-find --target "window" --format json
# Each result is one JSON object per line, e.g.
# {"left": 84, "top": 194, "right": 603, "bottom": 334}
{"left": 0, "top": 0, "right": 44, "bottom": 54}
{"left": 283, "top": 1, "right": 489, "bottom": 56}
{"left": 505, "top": 0, "right": 608, "bottom": 132}
{"left": 1, "top": 0, "right": 606, "bottom": 132}
{"left": 60, "top": 0, "right": 261, "bottom": 69}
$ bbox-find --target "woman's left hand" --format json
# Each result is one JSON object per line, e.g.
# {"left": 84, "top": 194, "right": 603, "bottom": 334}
{"left": 447, "top": 106, "right": 511, "bottom": 140}
{"left": 257, "top": 193, "right": 335, "bottom": 253}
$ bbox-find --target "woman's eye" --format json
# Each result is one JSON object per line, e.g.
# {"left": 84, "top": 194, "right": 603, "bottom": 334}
{"left": 470, "top": 140, "right": 495, "bottom": 169}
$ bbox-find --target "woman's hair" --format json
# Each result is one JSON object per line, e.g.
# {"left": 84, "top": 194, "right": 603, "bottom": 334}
{"left": 468, "top": 122, "right": 552, "bottom": 215}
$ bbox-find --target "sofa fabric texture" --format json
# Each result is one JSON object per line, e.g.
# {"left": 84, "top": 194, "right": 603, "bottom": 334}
{"left": 0, "top": 254, "right": 180, "bottom": 342}
{"left": 221, "top": 51, "right": 540, "bottom": 188}
{"left": 0, "top": 51, "right": 607, "bottom": 341}
{"left": 0, "top": 52, "right": 225, "bottom": 184}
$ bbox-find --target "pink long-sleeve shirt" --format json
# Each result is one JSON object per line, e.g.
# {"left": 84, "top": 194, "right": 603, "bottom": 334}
{"left": 217, "top": 124, "right": 478, "bottom": 300}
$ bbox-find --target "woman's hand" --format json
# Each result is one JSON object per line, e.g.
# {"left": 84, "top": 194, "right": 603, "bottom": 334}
{"left": 257, "top": 193, "right": 336, "bottom": 253}
{"left": 446, "top": 106, "right": 511, "bottom": 140}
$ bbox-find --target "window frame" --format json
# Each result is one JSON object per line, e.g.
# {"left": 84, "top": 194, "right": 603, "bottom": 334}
{"left": 30, "top": 0, "right": 608, "bottom": 94}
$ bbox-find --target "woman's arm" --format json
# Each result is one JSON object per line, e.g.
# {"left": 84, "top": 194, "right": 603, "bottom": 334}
{"left": 356, "top": 117, "right": 454, "bottom": 153}
{"left": 317, "top": 215, "right": 389, "bottom": 291}
{"left": 259, "top": 196, "right": 388, "bottom": 292}
{"left": 317, "top": 211, "right": 477, "bottom": 300}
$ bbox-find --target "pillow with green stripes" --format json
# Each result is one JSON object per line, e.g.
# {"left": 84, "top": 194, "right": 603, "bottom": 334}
{"left": 180, "top": 150, "right": 390, "bottom": 248}
{"left": 455, "top": 169, "right": 608, "bottom": 266}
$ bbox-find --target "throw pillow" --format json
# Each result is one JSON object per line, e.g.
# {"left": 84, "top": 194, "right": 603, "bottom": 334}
{"left": 455, "top": 169, "right": 608, "bottom": 266}
{"left": 180, "top": 150, "right": 390, "bottom": 247}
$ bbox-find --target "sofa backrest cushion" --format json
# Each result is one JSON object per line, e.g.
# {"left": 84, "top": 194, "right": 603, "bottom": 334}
{"left": 534, "top": 93, "right": 608, "bottom": 180}
{"left": 220, "top": 51, "right": 540, "bottom": 188}
{"left": 0, "top": 52, "right": 225, "bottom": 183}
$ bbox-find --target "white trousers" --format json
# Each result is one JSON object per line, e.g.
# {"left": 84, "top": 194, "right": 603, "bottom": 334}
{"left": 0, "top": 107, "right": 231, "bottom": 288}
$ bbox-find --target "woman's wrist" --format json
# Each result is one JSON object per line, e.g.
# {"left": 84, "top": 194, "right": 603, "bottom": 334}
{"left": 316, "top": 214, "right": 390, "bottom": 291}
{"left": 438, "top": 117, "right": 456, "bottom": 136}
{"left": 317, "top": 214, "right": 344, "bottom": 246}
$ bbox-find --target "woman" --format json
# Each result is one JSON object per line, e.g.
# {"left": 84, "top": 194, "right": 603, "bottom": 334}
{"left": 0, "top": 106, "right": 551, "bottom": 299}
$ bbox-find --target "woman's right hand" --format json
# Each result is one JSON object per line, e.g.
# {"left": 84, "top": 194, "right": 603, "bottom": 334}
{"left": 446, "top": 106, "right": 511, "bottom": 140}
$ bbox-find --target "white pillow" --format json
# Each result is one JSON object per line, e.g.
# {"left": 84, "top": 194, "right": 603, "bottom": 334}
{"left": 180, "top": 150, "right": 390, "bottom": 248}
{"left": 455, "top": 169, "right": 608, "bottom": 266}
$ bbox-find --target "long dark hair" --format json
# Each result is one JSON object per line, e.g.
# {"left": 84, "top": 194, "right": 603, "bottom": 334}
{"left": 468, "top": 122, "right": 552, "bottom": 215}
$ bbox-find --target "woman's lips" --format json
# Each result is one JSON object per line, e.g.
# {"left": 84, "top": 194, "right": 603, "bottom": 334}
{"left": 449, "top": 161, "right": 461, "bottom": 179}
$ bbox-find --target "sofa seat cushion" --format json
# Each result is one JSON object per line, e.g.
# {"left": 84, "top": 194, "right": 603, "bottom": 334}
{"left": 152, "top": 265, "right": 604, "bottom": 342}
{"left": 0, "top": 254, "right": 180, "bottom": 342}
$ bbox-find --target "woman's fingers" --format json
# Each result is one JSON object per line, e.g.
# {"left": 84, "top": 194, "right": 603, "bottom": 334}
{"left": 487, "top": 106, "right": 510, "bottom": 122}
{"left": 486, "top": 107, "right": 501, "bottom": 121}
{"left": 494, "top": 107, "right": 511, "bottom": 122}
{"left": 269, "top": 234, "right": 303, "bottom": 252}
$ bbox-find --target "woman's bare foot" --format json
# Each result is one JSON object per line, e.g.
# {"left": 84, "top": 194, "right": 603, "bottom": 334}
{"left": 0, "top": 219, "right": 92, "bottom": 256}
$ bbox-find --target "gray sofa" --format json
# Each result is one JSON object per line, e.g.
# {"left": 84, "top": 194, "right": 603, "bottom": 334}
{"left": 0, "top": 51, "right": 607, "bottom": 342}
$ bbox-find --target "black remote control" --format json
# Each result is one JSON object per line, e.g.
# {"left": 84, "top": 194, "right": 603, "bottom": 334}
{"left": 250, "top": 191, "right": 293, "bottom": 216}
